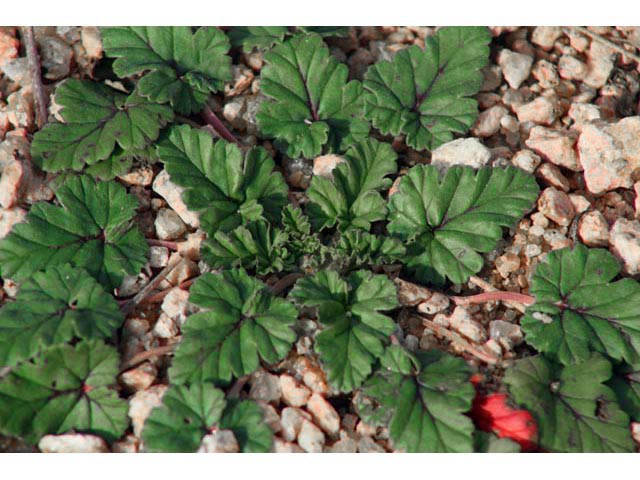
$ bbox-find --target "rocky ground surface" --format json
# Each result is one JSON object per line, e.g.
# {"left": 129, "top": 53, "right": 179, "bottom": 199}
{"left": 2, "top": 25, "right": 640, "bottom": 452}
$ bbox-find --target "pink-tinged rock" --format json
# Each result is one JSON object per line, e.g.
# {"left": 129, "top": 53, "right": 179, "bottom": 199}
{"left": 538, "top": 187, "right": 576, "bottom": 226}
{"left": 161, "top": 287, "right": 190, "bottom": 325}
{"left": 610, "top": 219, "right": 640, "bottom": 275}
{"left": 472, "top": 105, "right": 508, "bottom": 137}
{"left": 298, "top": 419, "right": 325, "bottom": 453}
{"left": 584, "top": 41, "right": 616, "bottom": 88}
{"left": 129, "top": 385, "right": 169, "bottom": 438}
{"left": 516, "top": 96, "right": 558, "bottom": 126}
{"left": 569, "top": 194, "right": 591, "bottom": 214}
{"left": 177, "top": 231, "right": 206, "bottom": 261}
{"left": 119, "top": 362, "right": 157, "bottom": 392}
{"left": 495, "top": 252, "right": 520, "bottom": 278}
{"left": 578, "top": 210, "right": 609, "bottom": 247}
{"left": 0, "top": 207, "right": 26, "bottom": 239}
{"left": 531, "top": 59, "right": 559, "bottom": 89}
{"left": 568, "top": 103, "right": 601, "bottom": 132}
{"left": 280, "top": 407, "right": 311, "bottom": 442}
{"left": 152, "top": 170, "right": 200, "bottom": 228}
{"left": 38, "top": 434, "right": 109, "bottom": 453}
{"left": 498, "top": 49, "right": 533, "bottom": 89}
{"left": 313, "top": 154, "right": 345, "bottom": 178}
{"left": 578, "top": 117, "right": 640, "bottom": 194}
{"left": 511, "top": 149, "right": 541, "bottom": 173}
{"left": 273, "top": 438, "right": 305, "bottom": 453}
{"left": 536, "top": 162, "right": 570, "bottom": 192}
{"left": 430, "top": 138, "right": 491, "bottom": 171}
{"left": 0, "top": 30, "right": 19, "bottom": 66}
{"left": 198, "top": 430, "right": 239, "bottom": 453}
{"left": 394, "top": 278, "right": 435, "bottom": 306}
{"left": 526, "top": 126, "right": 581, "bottom": 171}
{"left": 635, "top": 183, "right": 640, "bottom": 219}
{"left": 448, "top": 307, "right": 486, "bottom": 344}
{"left": 279, "top": 374, "right": 311, "bottom": 407}
{"left": 81, "top": 26, "right": 102, "bottom": 59}
{"left": 558, "top": 55, "right": 587, "bottom": 81}
{"left": 531, "top": 26, "right": 563, "bottom": 50}
{"left": 306, "top": 393, "right": 340, "bottom": 437}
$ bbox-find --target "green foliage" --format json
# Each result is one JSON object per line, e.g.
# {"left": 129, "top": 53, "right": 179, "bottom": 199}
{"left": 521, "top": 244, "right": 640, "bottom": 365}
{"left": 504, "top": 354, "right": 634, "bottom": 452}
{"left": 101, "top": 26, "right": 232, "bottom": 115}
{"left": 0, "top": 264, "right": 123, "bottom": 367}
{"left": 229, "top": 26, "right": 349, "bottom": 52}
{"left": 610, "top": 363, "right": 640, "bottom": 422}
{"left": 219, "top": 399, "right": 274, "bottom": 452}
{"left": 0, "top": 340, "right": 128, "bottom": 443}
{"left": 363, "top": 26, "right": 490, "bottom": 151}
{"left": 290, "top": 270, "right": 398, "bottom": 392}
{"left": 169, "top": 268, "right": 298, "bottom": 385}
{"left": 307, "top": 138, "right": 397, "bottom": 231}
{"left": 0, "top": 175, "right": 148, "bottom": 291}
{"left": 388, "top": 165, "right": 539, "bottom": 285}
{"left": 335, "top": 230, "right": 406, "bottom": 268}
{"left": 474, "top": 432, "right": 521, "bottom": 453}
{"left": 31, "top": 79, "right": 173, "bottom": 175}
{"left": 357, "top": 345, "right": 475, "bottom": 452}
{"left": 257, "top": 33, "right": 369, "bottom": 158}
{"left": 157, "top": 125, "right": 288, "bottom": 235}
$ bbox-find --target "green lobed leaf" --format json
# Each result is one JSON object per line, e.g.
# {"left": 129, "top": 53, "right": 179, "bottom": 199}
{"left": 142, "top": 383, "right": 227, "bottom": 452}
{"left": 388, "top": 165, "right": 539, "bottom": 285}
{"left": 356, "top": 346, "right": 475, "bottom": 452}
{"left": 228, "top": 26, "right": 289, "bottom": 51}
{"left": 0, "top": 340, "right": 128, "bottom": 443}
{"left": 257, "top": 33, "right": 369, "bottom": 158}
{"left": 290, "top": 270, "right": 398, "bottom": 392}
{"left": 169, "top": 268, "right": 298, "bottom": 385}
{"left": 201, "top": 220, "right": 293, "bottom": 275}
{"left": 609, "top": 363, "right": 640, "bottom": 422}
{"left": 0, "top": 264, "right": 123, "bottom": 367}
{"left": 363, "top": 26, "right": 490, "bottom": 151}
{"left": 0, "top": 175, "right": 148, "bottom": 291}
{"left": 504, "top": 354, "right": 634, "bottom": 452}
{"left": 31, "top": 79, "right": 173, "bottom": 173}
{"left": 156, "top": 124, "right": 288, "bottom": 235}
{"left": 521, "top": 244, "right": 640, "bottom": 365}
{"left": 336, "top": 229, "right": 406, "bottom": 269}
{"left": 307, "top": 138, "right": 397, "bottom": 231}
{"left": 101, "top": 26, "right": 232, "bottom": 114}
{"left": 474, "top": 432, "right": 521, "bottom": 453}
{"left": 219, "top": 399, "right": 274, "bottom": 452}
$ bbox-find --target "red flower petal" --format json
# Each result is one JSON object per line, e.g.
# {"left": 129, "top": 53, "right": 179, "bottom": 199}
{"left": 471, "top": 392, "right": 538, "bottom": 451}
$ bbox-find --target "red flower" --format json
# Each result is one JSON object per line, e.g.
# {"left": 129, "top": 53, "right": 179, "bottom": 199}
{"left": 471, "top": 392, "right": 538, "bottom": 451}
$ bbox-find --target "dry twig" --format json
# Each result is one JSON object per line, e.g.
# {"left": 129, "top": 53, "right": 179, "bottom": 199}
{"left": 21, "top": 27, "right": 48, "bottom": 129}
{"left": 120, "top": 344, "right": 178, "bottom": 372}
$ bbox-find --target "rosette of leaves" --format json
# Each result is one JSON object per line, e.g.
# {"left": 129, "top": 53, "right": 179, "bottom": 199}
{"left": 335, "top": 230, "right": 406, "bottom": 269}
{"left": 388, "top": 165, "right": 539, "bottom": 285}
{"left": 504, "top": 354, "right": 634, "bottom": 452}
{"left": 363, "top": 26, "right": 490, "bottom": 151}
{"left": 0, "top": 175, "right": 148, "bottom": 290}
{"left": 521, "top": 244, "right": 640, "bottom": 365}
{"left": 228, "top": 26, "right": 349, "bottom": 51}
{"left": 142, "top": 384, "right": 272, "bottom": 452}
{"left": 31, "top": 79, "right": 173, "bottom": 177}
{"left": 306, "top": 138, "right": 397, "bottom": 231}
{"left": 356, "top": 345, "right": 475, "bottom": 452}
{"left": 169, "top": 268, "right": 298, "bottom": 385}
{"left": 156, "top": 125, "right": 288, "bottom": 235}
{"left": 101, "top": 26, "right": 232, "bottom": 115}
{"left": 0, "top": 264, "right": 123, "bottom": 367}
{"left": 0, "top": 340, "right": 128, "bottom": 444}
{"left": 290, "top": 270, "right": 398, "bottom": 392}
{"left": 257, "top": 33, "right": 369, "bottom": 158}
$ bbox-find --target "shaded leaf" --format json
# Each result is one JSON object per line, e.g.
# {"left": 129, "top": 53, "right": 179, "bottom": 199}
{"left": 474, "top": 432, "right": 521, "bottom": 453}
{"left": 219, "top": 399, "right": 273, "bottom": 452}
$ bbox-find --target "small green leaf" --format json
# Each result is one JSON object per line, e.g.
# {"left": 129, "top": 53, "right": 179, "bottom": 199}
{"left": 219, "top": 399, "right": 274, "bottom": 452}
{"left": 102, "top": 26, "right": 232, "bottom": 114}
{"left": 142, "top": 384, "right": 227, "bottom": 452}
{"left": 521, "top": 244, "right": 640, "bottom": 365}
{"left": 290, "top": 270, "right": 398, "bottom": 392}
{"left": 504, "top": 354, "right": 634, "bottom": 452}
{"left": 257, "top": 33, "right": 369, "bottom": 158}
{"left": 388, "top": 165, "right": 539, "bottom": 285}
{"left": 609, "top": 363, "right": 640, "bottom": 422}
{"left": 201, "top": 221, "right": 292, "bottom": 275}
{"left": 83, "top": 146, "right": 157, "bottom": 181}
{"left": 336, "top": 229, "right": 406, "bottom": 268}
{"left": 31, "top": 79, "right": 173, "bottom": 173}
{"left": 307, "top": 138, "right": 397, "bottom": 231}
{"left": 0, "top": 265, "right": 123, "bottom": 367}
{"left": 363, "top": 26, "right": 490, "bottom": 151}
{"left": 0, "top": 340, "right": 128, "bottom": 443}
{"left": 157, "top": 124, "right": 288, "bottom": 235}
{"left": 228, "top": 26, "right": 289, "bottom": 51}
{"left": 169, "top": 268, "right": 298, "bottom": 385}
{"left": 0, "top": 175, "right": 148, "bottom": 291}
{"left": 357, "top": 346, "right": 475, "bottom": 452}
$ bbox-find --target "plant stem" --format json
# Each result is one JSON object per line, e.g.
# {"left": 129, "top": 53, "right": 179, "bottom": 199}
{"left": 201, "top": 104, "right": 238, "bottom": 143}
{"left": 21, "top": 27, "right": 48, "bottom": 129}
{"left": 227, "top": 375, "right": 250, "bottom": 398}
{"left": 144, "top": 278, "right": 195, "bottom": 305}
{"left": 147, "top": 238, "right": 179, "bottom": 251}
{"left": 452, "top": 291, "right": 535, "bottom": 307}
{"left": 120, "top": 344, "right": 177, "bottom": 372}
{"left": 270, "top": 273, "right": 304, "bottom": 296}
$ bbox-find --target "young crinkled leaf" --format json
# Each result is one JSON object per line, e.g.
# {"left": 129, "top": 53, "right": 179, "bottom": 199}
{"left": 388, "top": 165, "right": 539, "bottom": 285}
{"left": 0, "top": 175, "right": 148, "bottom": 290}
{"left": 504, "top": 354, "right": 634, "bottom": 452}
{"left": 31, "top": 79, "right": 173, "bottom": 174}
{"left": 142, "top": 384, "right": 227, "bottom": 452}
{"left": 363, "top": 26, "right": 490, "bottom": 151}
{"left": 356, "top": 346, "right": 475, "bottom": 452}
{"left": 521, "top": 244, "right": 640, "bottom": 365}
{"left": 0, "top": 265, "right": 123, "bottom": 367}
{"left": 157, "top": 125, "right": 288, "bottom": 235}
{"left": 169, "top": 268, "right": 298, "bottom": 385}
{"left": 336, "top": 229, "right": 406, "bottom": 268}
{"left": 290, "top": 270, "right": 398, "bottom": 392}
{"left": 201, "top": 220, "right": 292, "bottom": 275}
{"left": 101, "top": 26, "right": 232, "bottom": 114}
{"left": 0, "top": 340, "right": 128, "bottom": 444}
{"left": 307, "top": 138, "right": 397, "bottom": 231}
{"left": 257, "top": 33, "right": 369, "bottom": 158}
{"left": 219, "top": 399, "right": 273, "bottom": 452}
